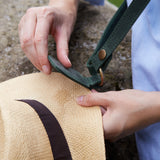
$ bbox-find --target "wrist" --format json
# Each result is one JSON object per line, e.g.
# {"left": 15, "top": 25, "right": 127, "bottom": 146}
{"left": 125, "top": 91, "right": 160, "bottom": 132}
{"left": 147, "top": 91, "right": 160, "bottom": 123}
{"left": 138, "top": 91, "right": 160, "bottom": 127}
{"left": 49, "top": 0, "right": 79, "bottom": 13}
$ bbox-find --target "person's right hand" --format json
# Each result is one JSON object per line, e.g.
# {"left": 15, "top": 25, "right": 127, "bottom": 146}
{"left": 18, "top": 0, "right": 78, "bottom": 74}
{"left": 77, "top": 89, "right": 160, "bottom": 142}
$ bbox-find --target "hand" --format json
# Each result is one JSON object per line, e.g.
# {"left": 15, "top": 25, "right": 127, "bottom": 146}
{"left": 76, "top": 89, "right": 160, "bottom": 141}
{"left": 18, "top": 0, "right": 78, "bottom": 74}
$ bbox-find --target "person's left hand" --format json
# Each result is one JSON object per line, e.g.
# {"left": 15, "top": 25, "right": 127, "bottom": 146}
{"left": 18, "top": 0, "right": 78, "bottom": 74}
{"left": 76, "top": 89, "right": 160, "bottom": 141}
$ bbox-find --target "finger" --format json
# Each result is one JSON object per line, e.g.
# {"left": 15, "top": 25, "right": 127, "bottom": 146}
{"left": 102, "top": 112, "right": 121, "bottom": 142}
{"left": 19, "top": 10, "right": 41, "bottom": 70}
{"left": 76, "top": 92, "right": 109, "bottom": 107}
{"left": 56, "top": 29, "right": 71, "bottom": 68}
{"left": 102, "top": 113, "right": 112, "bottom": 139}
{"left": 91, "top": 89, "right": 98, "bottom": 93}
{"left": 34, "top": 12, "right": 52, "bottom": 74}
{"left": 100, "top": 106, "right": 106, "bottom": 116}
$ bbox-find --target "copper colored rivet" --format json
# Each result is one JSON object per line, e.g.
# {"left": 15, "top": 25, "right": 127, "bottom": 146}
{"left": 99, "top": 68, "right": 104, "bottom": 86}
{"left": 98, "top": 49, "right": 106, "bottom": 60}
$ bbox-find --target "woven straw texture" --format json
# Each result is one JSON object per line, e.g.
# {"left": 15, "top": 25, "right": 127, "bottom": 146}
{"left": 0, "top": 72, "right": 105, "bottom": 160}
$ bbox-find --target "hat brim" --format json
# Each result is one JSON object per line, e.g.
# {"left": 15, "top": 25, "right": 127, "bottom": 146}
{"left": 0, "top": 72, "right": 105, "bottom": 160}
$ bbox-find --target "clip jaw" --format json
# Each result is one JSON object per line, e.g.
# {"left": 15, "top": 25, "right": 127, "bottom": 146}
{"left": 48, "top": 56, "right": 102, "bottom": 89}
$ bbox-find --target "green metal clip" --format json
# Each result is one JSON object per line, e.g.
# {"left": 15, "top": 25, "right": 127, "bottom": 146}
{"left": 49, "top": 0, "right": 150, "bottom": 89}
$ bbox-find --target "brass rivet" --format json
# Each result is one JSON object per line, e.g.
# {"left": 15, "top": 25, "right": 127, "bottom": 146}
{"left": 99, "top": 68, "right": 104, "bottom": 86}
{"left": 98, "top": 49, "right": 106, "bottom": 60}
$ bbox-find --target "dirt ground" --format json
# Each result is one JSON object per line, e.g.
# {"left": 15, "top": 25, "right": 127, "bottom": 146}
{"left": 0, "top": 0, "right": 138, "bottom": 159}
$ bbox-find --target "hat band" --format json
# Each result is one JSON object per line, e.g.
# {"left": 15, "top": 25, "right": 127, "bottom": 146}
{"left": 18, "top": 99, "right": 72, "bottom": 160}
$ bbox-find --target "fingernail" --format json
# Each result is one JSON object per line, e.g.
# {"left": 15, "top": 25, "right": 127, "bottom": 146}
{"left": 42, "top": 65, "right": 49, "bottom": 74}
{"left": 65, "top": 55, "right": 72, "bottom": 67}
{"left": 91, "top": 89, "right": 97, "bottom": 93}
{"left": 76, "top": 96, "right": 84, "bottom": 104}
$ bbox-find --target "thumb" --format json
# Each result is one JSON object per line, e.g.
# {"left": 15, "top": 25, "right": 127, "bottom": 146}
{"left": 56, "top": 30, "right": 71, "bottom": 68}
{"left": 76, "top": 92, "right": 109, "bottom": 107}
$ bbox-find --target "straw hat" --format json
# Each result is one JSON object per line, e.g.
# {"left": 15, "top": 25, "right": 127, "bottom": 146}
{"left": 0, "top": 72, "right": 105, "bottom": 160}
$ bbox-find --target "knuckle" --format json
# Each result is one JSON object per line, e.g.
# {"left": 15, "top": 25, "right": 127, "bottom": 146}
{"left": 41, "top": 7, "right": 48, "bottom": 15}
{"left": 34, "top": 35, "right": 46, "bottom": 43}
{"left": 38, "top": 7, "right": 50, "bottom": 19}
{"left": 22, "top": 35, "right": 32, "bottom": 44}
{"left": 26, "top": 8, "right": 35, "bottom": 14}
{"left": 37, "top": 7, "right": 53, "bottom": 20}
{"left": 85, "top": 94, "right": 93, "bottom": 105}
{"left": 20, "top": 36, "right": 33, "bottom": 50}
{"left": 34, "top": 36, "right": 42, "bottom": 43}
{"left": 34, "top": 33, "right": 48, "bottom": 44}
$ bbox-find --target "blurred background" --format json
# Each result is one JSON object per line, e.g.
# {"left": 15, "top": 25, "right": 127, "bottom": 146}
{"left": 108, "top": 0, "right": 123, "bottom": 7}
